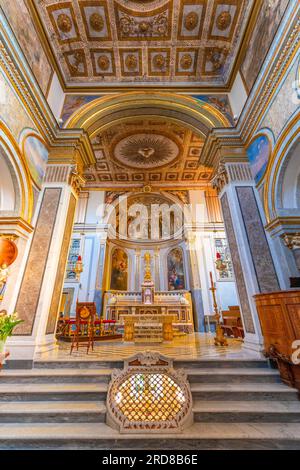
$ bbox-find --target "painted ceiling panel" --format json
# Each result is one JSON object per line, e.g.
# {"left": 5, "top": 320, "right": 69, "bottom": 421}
{"left": 33, "top": 0, "right": 254, "bottom": 87}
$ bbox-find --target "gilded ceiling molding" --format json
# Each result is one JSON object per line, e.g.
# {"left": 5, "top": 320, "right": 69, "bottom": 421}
{"left": 201, "top": 2, "right": 300, "bottom": 195}
{"left": 238, "top": 2, "right": 300, "bottom": 145}
{"left": 0, "top": 10, "right": 95, "bottom": 170}
{"left": 28, "top": 0, "right": 259, "bottom": 92}
{"left": 66, "top": 92, "right": 230, "bottom": 133}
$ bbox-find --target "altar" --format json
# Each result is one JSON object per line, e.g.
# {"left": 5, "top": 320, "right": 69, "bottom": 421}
{"left": 102, "top": 253, "right": 194, "bottom": 343}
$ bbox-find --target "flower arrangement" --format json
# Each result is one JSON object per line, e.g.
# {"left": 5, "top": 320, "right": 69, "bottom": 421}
{"left": 0, "top": 310, "right": 23, "bottom": 352}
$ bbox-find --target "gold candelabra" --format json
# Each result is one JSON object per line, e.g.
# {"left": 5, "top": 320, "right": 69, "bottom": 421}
{"left": 209, "top": 271, "right": 228, "bottom": 347}
{"left": 75, "top": 255, "right": 83, "bottom": 281}
{"left": 144, "top": 252, "right": 152, "bottom": 282}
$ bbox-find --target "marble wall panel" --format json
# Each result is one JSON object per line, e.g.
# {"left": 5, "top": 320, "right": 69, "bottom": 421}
{"left": 236, "top": 186, "right": 279, "bottom": 293}
{"left": 221, "top": 193, "right": 255, "bottom": 334}
{"left": 15, "top": 188, "right": 61, "bottom": 335}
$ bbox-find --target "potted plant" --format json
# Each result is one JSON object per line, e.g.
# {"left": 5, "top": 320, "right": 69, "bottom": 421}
{"left": 0, "top": 310, "right": 23, "bottom": 354}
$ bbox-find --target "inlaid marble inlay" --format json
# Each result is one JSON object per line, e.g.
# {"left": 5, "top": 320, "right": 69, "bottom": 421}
{"left": 46, "top": 194, "right": 77, "bottom": 334}
{"left": 15, "top": 188, "right": 62, "bottom": 335}
{"left": 221, "top": 193, "right": 255, "bottom": 334}
{"left": 236, "top": 187, "right": 279, "bottom": 293}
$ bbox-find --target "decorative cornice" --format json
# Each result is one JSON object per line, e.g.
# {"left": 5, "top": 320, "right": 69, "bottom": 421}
{"left": 201, "top": 3, "right": 300, "bottom": 171}
{"left": 239, "top": 3, "right": 300, "bottom": 145}
{"left": 265, "top": 216, "right": 300, "bottom": 236}
{"left": 0, "top": 217, "right": 34, "bottom": 238}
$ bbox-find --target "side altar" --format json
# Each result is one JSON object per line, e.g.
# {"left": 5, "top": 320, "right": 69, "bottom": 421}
{"left": 103, "top": 253, "right": 194, "bottom": 343}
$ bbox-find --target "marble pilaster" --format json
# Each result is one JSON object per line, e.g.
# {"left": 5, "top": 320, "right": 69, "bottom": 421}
{"left": 7, "top": 164, "right": 82, "bottom": 362}
{"left": 214, "top": 162, "right": 281, "bottom": 351}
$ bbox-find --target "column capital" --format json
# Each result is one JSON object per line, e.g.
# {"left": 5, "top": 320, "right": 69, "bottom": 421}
{"left": 282, "top": 233, "right": 300, "bottom": 250}
{"left": 212, "top": 161, "right": 253, "bottom": 194}
{"left": 44, "top": 164, "right": 85, "bottom": 196}
{"left": 48, "top": 131, "right": 95, "bottom": 173}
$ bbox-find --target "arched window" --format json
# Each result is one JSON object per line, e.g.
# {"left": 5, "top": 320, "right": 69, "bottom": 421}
{"left": 110, "top": 248, "right": 128, "bottom": 291}
{"left": 167, "top": 248, "right": 185, "bottom": 291}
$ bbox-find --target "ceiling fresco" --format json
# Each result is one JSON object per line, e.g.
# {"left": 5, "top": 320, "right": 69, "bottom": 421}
{"left": 32, "top": 0, "right": 254, "bottom": 87}
{"left": 82, "top": 119, "right": 212, "bottom": 187}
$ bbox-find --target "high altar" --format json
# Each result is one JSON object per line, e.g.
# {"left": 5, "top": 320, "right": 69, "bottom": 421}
{"left": 103, "top": 253, "right": 194, "bottom": 343}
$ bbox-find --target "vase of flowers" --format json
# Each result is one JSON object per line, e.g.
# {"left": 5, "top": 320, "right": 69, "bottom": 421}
{"left": 0, "top": 310, "right": 23, "bottom": 353}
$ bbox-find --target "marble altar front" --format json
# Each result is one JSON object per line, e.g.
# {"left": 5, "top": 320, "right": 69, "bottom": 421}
{"left": 103, "top": 290, "right": 194, "bottom": 341}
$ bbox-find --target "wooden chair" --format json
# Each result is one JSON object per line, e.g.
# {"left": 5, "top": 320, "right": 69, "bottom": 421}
{"left": 70, "top": 302, "right": 96, "bottom": 355}
{"left": 221, "top": 306, "right": 244, "bottom": 339}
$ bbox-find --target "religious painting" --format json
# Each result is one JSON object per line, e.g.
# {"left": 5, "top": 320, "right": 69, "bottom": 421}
{"left": 110, "top": 248, "right": 128, "bottom": 291}
{"left": 240, "top": 0, "right": 289, "bottom": 92}
{"left": 246, "top": 135, "right": 270, "bottom": 185}
{"left": 167, "top": 248, "right": 185, "bottom": 291}
{"left": 192, "top": 95, "right": 234, "bottom": 125}
{"left": 23, "top": 136, "right": 49, "bottom": 188}
{"left": 60, "top": 95, "right": 100, "bottom": 125}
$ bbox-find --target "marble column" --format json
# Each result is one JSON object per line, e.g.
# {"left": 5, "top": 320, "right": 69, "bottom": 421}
{"left": 7, "top": 164, "right": 83, "bottom": 363}
{"left": 93, "top": 229, "right": 108, "bottom": 314}
{"left": 135, "top": 249, "right": 141, "bottom": 291}
{"left": 154, "top": 247, "right": 160, "bottom": 291}
{"left": 185, "top": 229, "right": 205, "bottom": 332}
{"left": 213, "top": 162, "right": 281, "bottom": 351}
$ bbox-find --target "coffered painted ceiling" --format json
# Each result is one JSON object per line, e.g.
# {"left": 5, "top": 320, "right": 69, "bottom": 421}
{"left": 82, "top": 118, "right": 211, "bottom": 187}
{"left": 31, "top": 0, "right": 255, "bottom": 89}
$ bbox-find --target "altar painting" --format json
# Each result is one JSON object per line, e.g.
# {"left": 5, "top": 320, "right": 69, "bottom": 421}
{"left": 110, "top": 249, "right": 128, "bottom": 291}
{"left": 167, "top": 248, "right": 185, "bottom": 291}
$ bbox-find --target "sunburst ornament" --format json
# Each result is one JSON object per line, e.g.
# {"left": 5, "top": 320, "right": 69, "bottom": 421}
{"left": 113, "top": 133, "right": 180, "bottom": 169}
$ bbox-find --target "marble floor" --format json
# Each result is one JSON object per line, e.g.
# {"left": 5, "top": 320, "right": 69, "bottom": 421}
{"left": 36, "top": 333, "right": 262, "bottom": 362}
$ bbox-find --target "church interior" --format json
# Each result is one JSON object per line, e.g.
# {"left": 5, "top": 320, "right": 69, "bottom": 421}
{"left": 0, "top": 0, "right": 300, "bottom": 451}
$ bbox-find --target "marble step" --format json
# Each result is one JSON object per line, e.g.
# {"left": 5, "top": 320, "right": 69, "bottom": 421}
{"left": 33, "top": 360, "right": 123, "bottom": 369}
{"left": 0, "top": 401, "right": 106, "bottom": 423}
{"left": 174, "top": 359, "right": 270, "bottom": 369}
{"left": 0, "top": 367, "right": 280, "bottom": 384}
{"left": 32, "top": 358, "right": 269, "bottom": 370}
{"left": 187, "top": 368, "right": 281, "bottom": 384}
{"left": 1, "top": 422, "right": 300, "bottom": 450}
{"left": 1, "top": 399, "right": 299, "bottom": 425}
{"left": 193, "top": 400, "right": 300, "bottom": 423}
{"left": 0, "top": 369, "right": 112, "bottom": 384}
{"left": 190, "top": 383, "right": 300, "bottom": 401}
{"left": 0, "top": 381, "right": 297, "bottom": 402}
{"left": 0, "top": 383, "right": 108, "bottom": 402}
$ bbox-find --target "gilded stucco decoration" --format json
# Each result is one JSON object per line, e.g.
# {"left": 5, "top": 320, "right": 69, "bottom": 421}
{"left": 32, "top": 0, "right": 253, "bottom": 86}
{"left": 83, "top": 119, "right": 213, "bottom": 186}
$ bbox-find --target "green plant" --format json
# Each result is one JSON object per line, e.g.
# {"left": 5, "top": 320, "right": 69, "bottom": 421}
{"left": 0, "top": 311, "right": 23, "bottom": 342}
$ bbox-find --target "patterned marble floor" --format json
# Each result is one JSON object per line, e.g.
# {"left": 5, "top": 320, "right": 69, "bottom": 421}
{"left": 36, "top": 333, "right": 262, "bottom": 362}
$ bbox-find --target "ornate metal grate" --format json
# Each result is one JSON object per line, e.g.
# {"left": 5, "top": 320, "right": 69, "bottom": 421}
{"left": 106, "top": 352, "right": 193, "bottom": 432}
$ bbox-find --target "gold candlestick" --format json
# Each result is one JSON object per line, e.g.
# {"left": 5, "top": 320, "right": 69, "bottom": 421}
{"left": 209, "top": 271, "right": 228, "bottom": 347}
